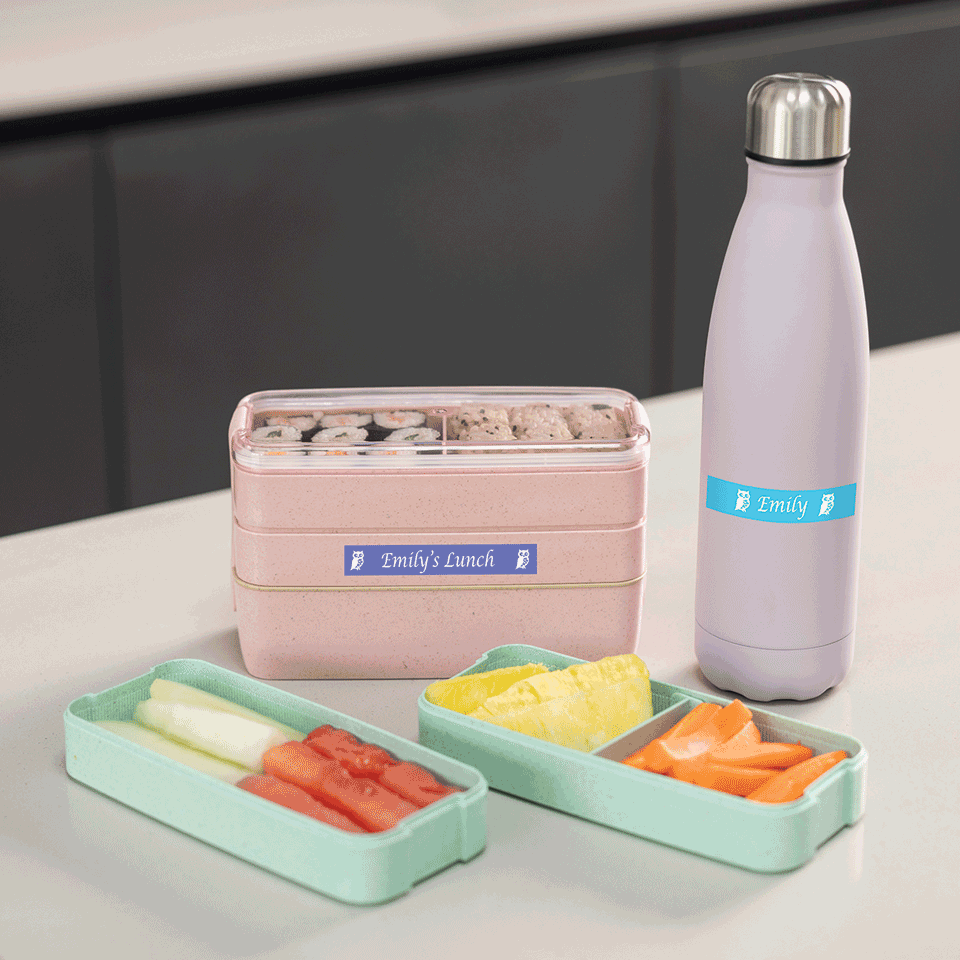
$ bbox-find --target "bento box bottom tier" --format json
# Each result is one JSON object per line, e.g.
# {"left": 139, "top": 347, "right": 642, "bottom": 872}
{"left": 65, "top": 659, "right": 487, "bottom": 904}
{"left": 233, "top": 576, "right": 644, "bottom": 679}
{"left": 418, "top": 644, "right": 867, "bottom": 874}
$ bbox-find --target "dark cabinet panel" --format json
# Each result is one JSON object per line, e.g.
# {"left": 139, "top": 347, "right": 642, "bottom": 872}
{"left": 111, "top": 52, "right": 659, "bottom": 507}
{"left": 670, "top": 4, "right": 960, "bottom": 391}
{"left": 0, "top": 137, "right": 107, "bottom": 537}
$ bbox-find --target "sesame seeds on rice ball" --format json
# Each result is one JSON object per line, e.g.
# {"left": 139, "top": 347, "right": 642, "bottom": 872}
{"left": 457, "top": 421, "right": 516, "bottom": 442}
{"left": 449, "top": 405, "right": 511, "bottom": 439}
{"left": 509, "top": 405, "right": 573, "bottom": 441}
{"left": 564, "top": 404, "right": 626, "bottom": 440}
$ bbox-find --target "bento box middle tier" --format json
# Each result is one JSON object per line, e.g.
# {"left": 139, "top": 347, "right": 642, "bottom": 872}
{"left": 230, "top": 387, "right": 651, "bottom": 679}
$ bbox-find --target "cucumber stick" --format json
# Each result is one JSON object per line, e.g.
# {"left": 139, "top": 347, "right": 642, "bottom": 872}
{"left": 134, "top": 699, "right": 287, "bottom": 771}
{"left": 95, "top": 720, "right": 249, "bottom": 783}
{"left": 149, "top": 677, "right": 305, "bottom": 742}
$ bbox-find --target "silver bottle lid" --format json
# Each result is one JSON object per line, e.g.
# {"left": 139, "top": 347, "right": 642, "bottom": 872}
{"left": 745, "top": 73, "right": 850, "bottom": 164}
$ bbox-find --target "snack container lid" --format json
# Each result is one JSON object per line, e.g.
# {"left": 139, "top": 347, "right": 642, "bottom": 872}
{"left": 65, "top": 659, "right": 487, "bottom": 904}
{"left": 231, "top": 386, "right": 650, "bottom": 470}
{"left": 418, "top": 644, "right": 867, "bottom": 874}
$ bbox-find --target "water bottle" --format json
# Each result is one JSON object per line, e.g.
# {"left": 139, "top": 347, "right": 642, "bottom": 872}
{"left": 694, "top": 73, "right": 869, "bottom": 701}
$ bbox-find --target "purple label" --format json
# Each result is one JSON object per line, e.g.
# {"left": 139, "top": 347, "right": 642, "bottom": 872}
{"left": 344, "top": 544, "right": 537, "bottom": 576}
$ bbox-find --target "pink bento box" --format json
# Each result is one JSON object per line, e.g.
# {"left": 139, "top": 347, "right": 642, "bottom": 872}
{"left": 229, "top": 387, "right": 650, "bottom": 679}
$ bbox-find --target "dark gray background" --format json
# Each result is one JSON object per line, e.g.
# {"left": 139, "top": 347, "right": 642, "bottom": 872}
{"left": 3, "top": 0, "right": 959, "bottom": 536}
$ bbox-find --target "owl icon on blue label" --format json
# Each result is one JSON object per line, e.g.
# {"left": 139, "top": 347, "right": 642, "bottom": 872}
{"left": 344, "top": 543, "right": 538, "bottom": 575}
{"left": 706, "top": 477, "right": 856, "bottom": 524}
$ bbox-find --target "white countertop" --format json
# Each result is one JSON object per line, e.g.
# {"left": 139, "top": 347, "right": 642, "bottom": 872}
{"left": 3, "top": 331, "right": 959, "bottom": 958}
{"left": 0, "top": 0, "right": 843, "bottom": 122}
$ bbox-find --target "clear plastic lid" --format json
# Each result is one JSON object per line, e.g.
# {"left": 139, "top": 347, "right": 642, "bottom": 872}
{"left": 231, "top": 387, "right": 650, "bottom": 470}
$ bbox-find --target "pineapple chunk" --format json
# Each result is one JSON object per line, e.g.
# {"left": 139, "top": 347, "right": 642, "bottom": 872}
{"left": 482, "top": 676, "right": 654, "bottom": 752}
{"left": 424, "top": 662, "right": 549, "bottom": 715}
{"left": 470, "top": 654, "right": 649, "bottom": 721}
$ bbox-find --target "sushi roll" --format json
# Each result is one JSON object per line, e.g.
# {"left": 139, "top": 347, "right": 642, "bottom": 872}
{"left": 509, "top": 405, "right": 573, "bottom": 441}
{"left": 384, "top": 427, "right": 440, "bottom": 443}
{"left": 310, "top": 426, "right": 367, "bottom": 456}
{"left": 312, "top": 426, "right": 368, "bottom": 443}
{"left": 363, "top": 426, "right": 441, "bottom": 456}
{"left": 266, "top": 415, "right": 317, "bottom": 432}
{"left": 251, "top": 424, "right": 302, "bottom": 443}
{"left": 564, "top": 404, "right": 626, "bottom": 440}
{"left": 367, "top": 410, "right": 426, "bottom": 441}
{"left": 373, "top": 411, "right": 426, "bottom": 430}
{"left": 319, "top": 412, "right": 373, "bottom": 429}
{"left": 250, "top": 423, "right": 304, "bottom": 457}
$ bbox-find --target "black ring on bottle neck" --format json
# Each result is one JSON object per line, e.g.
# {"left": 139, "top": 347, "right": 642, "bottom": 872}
{"left": 745, "top": 150, "right": 850, "bottom": 166}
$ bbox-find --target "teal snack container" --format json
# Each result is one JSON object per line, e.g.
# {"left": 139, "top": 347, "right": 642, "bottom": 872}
{"left": 417, "top": 644, "right": 867, "bottom": 873}
{"left": 65, "top": 659, "right": 487, "bottom": 904}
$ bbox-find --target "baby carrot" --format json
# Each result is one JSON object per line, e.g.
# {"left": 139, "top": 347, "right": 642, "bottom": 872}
{"left": 746, "top": 750, "right": 847, "bottom": 803}
{"left": 707, "top": 740, "right": 813, "bottom": 769}
{"left": 709, "top": 719, "right": 762, "bottom": 754}
{"left": 673, "top": 760, "right": 779, "bottom": 797}
{"left": 710, "top": 700, "right": 755, "bottom": 741}
{"left": 643, "top": 700, "right": 754, "bottom": 774}
{"left": 658, "top": 702, "right": 723, "bottom": 740}
{"left": 621, "top": 702, "right": 721, "bottom": 771}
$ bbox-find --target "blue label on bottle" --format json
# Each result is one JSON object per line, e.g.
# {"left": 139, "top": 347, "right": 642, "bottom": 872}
{"left": 706, "top": 477, "right": 856, "bottom": 523}
{"left": 344, "top": 544, "right": 537, "bottom": 576}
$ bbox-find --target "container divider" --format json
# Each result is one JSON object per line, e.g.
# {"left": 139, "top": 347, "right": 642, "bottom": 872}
{"left": 591, "top": 698, "right": 703, "bottom": 762}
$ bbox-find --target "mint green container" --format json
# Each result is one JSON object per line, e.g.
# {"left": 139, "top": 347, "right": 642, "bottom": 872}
{"left": 65, "top": 659, "right": 487, "bottom": 904}
{"left": 417, "top": 644, "right": 866, "bottom": 873}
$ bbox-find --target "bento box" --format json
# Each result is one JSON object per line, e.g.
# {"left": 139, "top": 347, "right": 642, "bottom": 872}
{"left": 418, "top": 644, "right": 867, "bottom": 873}
{"left": 64, "top": 659, "right": 487, "bottom": 904}
{"left": 230, "top": 387, "right": 650, "bottom": 679}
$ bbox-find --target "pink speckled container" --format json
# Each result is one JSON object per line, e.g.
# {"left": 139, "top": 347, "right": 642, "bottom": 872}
{"left": 230, "top": 387, "right": 650, "bottom": 679}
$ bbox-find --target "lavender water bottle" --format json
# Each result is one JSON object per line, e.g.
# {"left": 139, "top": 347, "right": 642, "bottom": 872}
{"left": 694, "top": 73, "right": 869, "bottom": 701}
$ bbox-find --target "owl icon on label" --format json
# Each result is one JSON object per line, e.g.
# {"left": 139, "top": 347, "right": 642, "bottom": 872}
{"left": 350, "top": 550, "right": 365, "bottom": 571}
{"left": 819, "top": 493, "right": 835, "bottom": 517}
{"left": 735, "top": 489, "right": 750, "bottom": 512}
{"left": 516, "top": 549, "right": 530, "bottom": 569}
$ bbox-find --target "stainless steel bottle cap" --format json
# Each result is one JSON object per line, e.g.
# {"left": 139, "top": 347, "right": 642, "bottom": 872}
{"left": 745, "top": 73, "right": 850, "bottom": 164}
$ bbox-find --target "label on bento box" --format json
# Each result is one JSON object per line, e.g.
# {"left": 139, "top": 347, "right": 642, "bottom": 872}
{"left": 344, "top": 544, "right": 538, "bottom": 576}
